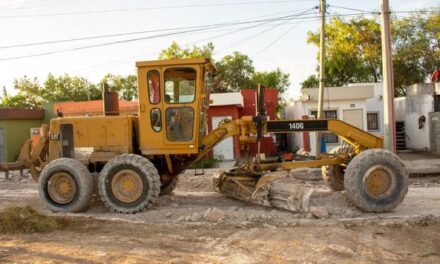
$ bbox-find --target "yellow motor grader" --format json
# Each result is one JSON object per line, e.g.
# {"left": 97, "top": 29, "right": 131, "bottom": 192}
{"left": 3, "top": 58, "right": 408, "bottom": 214}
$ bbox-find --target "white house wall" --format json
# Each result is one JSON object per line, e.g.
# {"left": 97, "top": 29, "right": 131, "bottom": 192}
{"left": 304, "top": 99, "right": 368, "bottom": 155}
{"left": 394, "top": 98, "right": 407, "bottom": 122}
{"left": 365, "top": 83, "right": 385, "bottom": 136}
{"left": 283, "top": 101, "right": 307, "bottom": 151}
{"left": 399, "top": 94, "right": 434, "bottom": 151}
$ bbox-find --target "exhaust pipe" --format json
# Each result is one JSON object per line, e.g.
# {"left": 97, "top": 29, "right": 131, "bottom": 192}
{"left": 102, "top": 83, "right": 120, "bottom": 116}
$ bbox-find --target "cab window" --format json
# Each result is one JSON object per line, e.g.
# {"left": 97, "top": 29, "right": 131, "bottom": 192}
{"left": 164, "top": 68, "right": 196, "bottom": 103}
{"left": 151, "top": 108, "right": 162, "bottom": 132}
{"left": 148, "top": 70, "right": 160, "bottom": 104}
{"left": 165, "top": 107, "right": 194, "bottom": 141}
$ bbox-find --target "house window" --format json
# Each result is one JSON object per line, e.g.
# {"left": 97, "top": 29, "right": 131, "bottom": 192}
{"left": 311, "top": 110, "right": 338, "bottom": 143}
{"left": 367, "top": 112, "right": 379, "bottom": 131}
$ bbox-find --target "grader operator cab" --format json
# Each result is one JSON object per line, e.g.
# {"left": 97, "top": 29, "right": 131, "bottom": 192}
{"left": 4, "top": 58, "right": 409, "bottom": 215}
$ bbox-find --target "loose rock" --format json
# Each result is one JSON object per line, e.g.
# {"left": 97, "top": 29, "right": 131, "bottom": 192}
{"left": 204, "top": 208, "right": 225, "bottom": 223}
{"left": 191, "top": 212, "right": 202, "bottom": 222}
{"left": 310, "top": 206, "right": 330, "bottom": 219}
{"left": 247, "top": 213, "right": 256, "bottom": 221}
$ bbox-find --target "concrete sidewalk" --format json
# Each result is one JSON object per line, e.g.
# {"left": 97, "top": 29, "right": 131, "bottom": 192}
{"left": 398, "top": 151, "right": 440, "bottom": 176}
{"left": 218, "top": 151, "right": 440, "bottom": 177}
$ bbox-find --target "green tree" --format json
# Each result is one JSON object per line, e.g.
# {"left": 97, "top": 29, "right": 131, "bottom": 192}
{"left": 393, "top": 11, "right": 440, "bottom": 94}
{"left": 10, "top": 76, "right": 45, "bottom": 109}
{"left": 1, "top": 74, "right": 102, "bottom": 109}
{"left": 306, "top": 16, "right": 382, "bottom": 87}
{"left": 0, "top": 86, "right": 36, "bottom": 109}
{"left": 251, "top": 68, "right": 290, "bottom": 94}
{"left": 214, "top": 52, "right": 255, "bottom": 92}
{"left": 251, "top": 68, "right": 290, "bottom": 114}
{"left": 100, "top": 74, "right": 137, "bottom": 101}
{"left": 301, "top": 74, "right": 319, "bottom": 89}
{"left": 44, "top": 74, "right": 101, "bottom": 102}
{"left": 303, "top": 11, "right": 440, "bottom": 96}
{"left": 158, "top": 41, "right": 215, "bottom": 60}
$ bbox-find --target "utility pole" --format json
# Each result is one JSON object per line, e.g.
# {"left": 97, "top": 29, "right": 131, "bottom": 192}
{"left": 380, "top": 0, "right": 396, "bottom": 153}
{"left": 316, "top": 0, "right": 326, "bottom": 156}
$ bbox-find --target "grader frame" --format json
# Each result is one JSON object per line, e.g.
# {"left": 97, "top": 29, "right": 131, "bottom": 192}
{"left": 1, "top": 58, "right": 408, "bottom": 215}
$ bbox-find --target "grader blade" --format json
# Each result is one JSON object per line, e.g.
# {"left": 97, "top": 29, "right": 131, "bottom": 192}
{"left": 213, "top": 169, "right": 354, "bottom": 215}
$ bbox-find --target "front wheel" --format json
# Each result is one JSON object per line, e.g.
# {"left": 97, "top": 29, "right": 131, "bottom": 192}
{"left": 344, "top": 149, "right": 408, "bottom": 212}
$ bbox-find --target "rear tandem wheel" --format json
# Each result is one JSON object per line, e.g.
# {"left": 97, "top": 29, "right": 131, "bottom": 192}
{"left": 98, "top": 154, "right": 160, "bottom": 214}
{"left": 321, "top": 144, "right": 353, "bottom": 191}
{"left": 39, "top": 158, "right": 94, "bottom": 212}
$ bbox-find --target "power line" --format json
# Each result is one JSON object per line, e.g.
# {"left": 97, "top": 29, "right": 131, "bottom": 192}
{"left": 252, "top": 21, "right": 302, "bottom": 57}
{"left": 0, "top": 0, "right": 317, "bottom": 19}
{"left": 0, "top": 12, "right": 369, "bottom": 61}
{"left": 0, "top": 12, "right": 321, "bottom": 61}
{"left": 72, "top": 8, "right": 318, "bottom": 74}
{"left": 0, "top": 0, "right": 75, "bottom": 11}
{"left": 72, "top": 9, "right": 317, "bottom": 74}
{"left": 328, "top": 5, "right": 373, "bottom": 14}
{"left": 219, "top": 8, "right": 316, "bottom": 53}
{"left": 328, "top": 5, "right": 439, "bottom": 15}
{"left": 0, "top": 8, "right": 314, "bottom": 49}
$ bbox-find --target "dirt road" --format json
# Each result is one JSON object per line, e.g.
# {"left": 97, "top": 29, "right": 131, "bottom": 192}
{"left": 1, "top": 170, "right": 440, "bottom": 263}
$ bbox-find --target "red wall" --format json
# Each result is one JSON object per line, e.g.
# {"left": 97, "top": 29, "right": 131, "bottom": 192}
{"left": 207, "top": 105, "right": 241, "bottom": 159}
{"left": 239, "top": 88, "right": 278, "bottom": 120}
{"left": 207, "top": 88, "right": 279, "bottom": 159}
{"left": 240, "top": 89, "right": 278, "bottom": 156}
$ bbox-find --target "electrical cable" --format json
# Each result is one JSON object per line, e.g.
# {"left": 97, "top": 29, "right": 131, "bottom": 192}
{"left": 0, "top": 0, "right": 318, "bottom": 19}
{"left": 0, "top": 7, "right": 313, "bottom": 49}
{"left": 252, "top": 20, "right": 302, "bottom": 57}
{"left": 72, "top": 9, "right": 317, "bottom": 74}
{"left": 0, "top": 11, "right": 325, "bottom": 61}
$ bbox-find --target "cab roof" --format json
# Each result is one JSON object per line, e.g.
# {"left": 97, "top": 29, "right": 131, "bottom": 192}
{"left": 136, "top": 58, "right": 215, "bottom": 70}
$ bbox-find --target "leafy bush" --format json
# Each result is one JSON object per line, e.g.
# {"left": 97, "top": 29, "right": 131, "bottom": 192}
{"left": 189, "top": 155, "right": 224, "bottom": 169}
{"left": 0, "top": 206, "right": 65, "bottom": 233}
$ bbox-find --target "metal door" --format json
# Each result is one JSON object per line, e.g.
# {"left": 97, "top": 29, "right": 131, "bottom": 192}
{"left": 212, "top": 116, "right": 234, "bottom": 160}
{"left": 343, "top": 109, "right": 364, "bottom": 130}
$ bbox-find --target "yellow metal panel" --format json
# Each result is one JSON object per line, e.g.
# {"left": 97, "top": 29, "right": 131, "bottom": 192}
{"left": 137, "top": 62, "right": 205, "bottom": 155}
{"left": 88, "top": 122, "right": 106, "bottom": 146}
{"left": 50, "top": 116, "right": 134, "bottom": 155}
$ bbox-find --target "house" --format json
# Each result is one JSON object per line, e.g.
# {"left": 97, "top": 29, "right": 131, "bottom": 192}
{"left": 284, "top": 84, "right": 381, "bottom": 155}
{"left": 207, "top": 92, "right": 243, "bottom": 160}
{"left": 394, "top": 83, "right": 440, "bottom": 153}
{"left": 207, "top": 88, "right": 278, "bottom": 160}
{"left": 0, "top": 108, "right": 45, "bottom": 162}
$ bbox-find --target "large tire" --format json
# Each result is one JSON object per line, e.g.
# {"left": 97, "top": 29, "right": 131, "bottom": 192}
{"left": 160, "top": 176, "right": 178, "bottom": 196}
{"left": 39, "top": 158, "right": 93, "bottom": 213}
{"left": 321, "top": 144, "right": 354, "bottom": 191}
{"left": 98, "top": 154, "right": 160, "bottom": 213}
{"left": 344, "top": 149, "right": 408, "bottom": 212}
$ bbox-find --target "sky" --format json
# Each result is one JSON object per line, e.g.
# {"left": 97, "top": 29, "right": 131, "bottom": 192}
{"left": 0, "top": 0, "right": 438, "bottom": 99}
